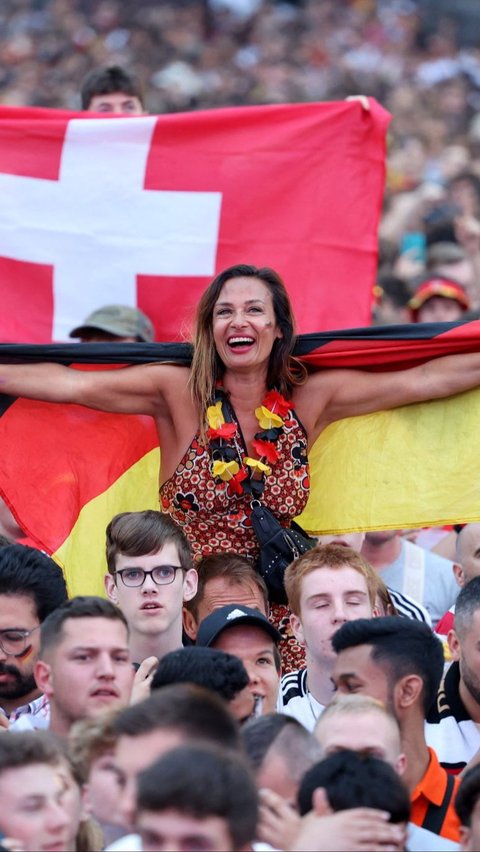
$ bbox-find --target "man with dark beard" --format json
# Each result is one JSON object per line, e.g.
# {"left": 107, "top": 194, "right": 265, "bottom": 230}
{"left": 426, "top": 576, "right": 480, "bottom": 774}
{"left": 0, "top": 544, "right": 67, "bottom": 727}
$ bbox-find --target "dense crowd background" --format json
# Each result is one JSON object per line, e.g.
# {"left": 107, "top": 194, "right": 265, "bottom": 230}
{"left": 3, "top": 0, "right": 480, "bottom": 320}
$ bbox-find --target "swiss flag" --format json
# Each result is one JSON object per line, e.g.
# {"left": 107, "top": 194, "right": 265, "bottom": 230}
{"left": 0, "top": 99, "right": 390, "bottom": 343}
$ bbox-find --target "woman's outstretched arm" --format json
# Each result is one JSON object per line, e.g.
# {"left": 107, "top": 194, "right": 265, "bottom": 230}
{"left": 0, "top": 360, "right": 187, "bottom": 417}
{"left": 298, "top": 349, "right": 480, "bottom": 441}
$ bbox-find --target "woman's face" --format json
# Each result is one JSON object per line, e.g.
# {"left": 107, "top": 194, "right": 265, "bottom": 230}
{"left": 85, "top": 749, "right": 123, "bottom": 825}
{"left": 212, "top": 276, "right": 282, "bottom": 372}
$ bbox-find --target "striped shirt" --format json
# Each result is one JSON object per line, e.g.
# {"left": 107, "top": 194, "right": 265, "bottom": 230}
{"left": 280, "top": 668, "right": 325, "bottom": 731}
{"left": 426, "top": 661, "right": 480, "bottom": 774}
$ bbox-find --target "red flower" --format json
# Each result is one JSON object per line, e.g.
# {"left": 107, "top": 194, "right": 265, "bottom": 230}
{"left": 263, "top": 390, "right": 292, "bottom": 417}
{"left": 227, "top": 468, "right": 248, "bottom": 496}
{"left": 206, "top": 422, "right": 238, "bottom": 441}
{"left": 251, "top": 438, "right": 280, "bottom": 464}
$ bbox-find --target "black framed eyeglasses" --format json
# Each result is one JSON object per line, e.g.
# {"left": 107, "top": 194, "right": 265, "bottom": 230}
{"left": 114, "top": 565, "right": 182, "bottom": 588}
{"left": 0, "top": 626, "right": 41, "bottom": 657}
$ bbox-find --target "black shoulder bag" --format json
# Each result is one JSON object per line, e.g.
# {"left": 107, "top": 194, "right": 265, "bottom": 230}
{"left": 250, "top": 501, "right": 316, "bottom": 604}
{"left": 217, "top": 390, "right": 316, "bottom": 604}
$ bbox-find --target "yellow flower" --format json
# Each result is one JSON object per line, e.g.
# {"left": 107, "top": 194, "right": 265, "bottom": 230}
{"left": 244, "top": 457, "right": 272, "bottom": 476}
{"left": 254, "top": 406, "right": 284, "bottom": 430}
{"left": 212, "top": 459, "right": 240, "bottom": 481}
{"left": 207, "top": 401, "right": 225, "bottom": 430}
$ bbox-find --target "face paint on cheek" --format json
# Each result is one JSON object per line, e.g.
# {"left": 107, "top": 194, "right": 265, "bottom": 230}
{"left": 16, "top": 644, "right": 34, "bottom": 663}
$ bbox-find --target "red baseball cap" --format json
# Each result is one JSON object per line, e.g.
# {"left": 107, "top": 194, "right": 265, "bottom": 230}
{"left": 409, "top": 277, "right": 470, "bottom": 321}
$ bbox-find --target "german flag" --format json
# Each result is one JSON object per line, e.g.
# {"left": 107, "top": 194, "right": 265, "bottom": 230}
{"left": 1, "top": 320, "right": 480, "bottom": 596}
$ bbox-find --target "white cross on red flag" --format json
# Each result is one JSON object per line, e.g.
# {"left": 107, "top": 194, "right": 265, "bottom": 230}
{"left": 0, "top": 99, "right": 390, "bottom": 343}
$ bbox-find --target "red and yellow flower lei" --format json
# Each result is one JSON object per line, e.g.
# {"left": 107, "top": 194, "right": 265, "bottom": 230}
{"left": 206, "top": 389, "right": 293, "bottom": 498}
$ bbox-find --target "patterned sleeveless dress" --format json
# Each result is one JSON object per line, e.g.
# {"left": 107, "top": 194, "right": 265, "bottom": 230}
{"left": 160, "top": 400, "right": 310, "bottom": 672}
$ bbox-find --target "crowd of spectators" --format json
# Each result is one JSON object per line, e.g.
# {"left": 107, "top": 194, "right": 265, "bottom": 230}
{"left": 2, "top": 4, "right": 480, "bottom": 850}
{"left": 3, "top": 0, "right": 480, "bottom": 320}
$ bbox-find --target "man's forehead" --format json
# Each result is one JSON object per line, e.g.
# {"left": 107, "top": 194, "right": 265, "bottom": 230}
{"left": 203, "top": 577, "right": 265, "bottom": 608}
{"left": 0, "top": 592, "right": 38, "bottom": 621}
{"left": 60, "top": 615, "right": 127, "bottom": 644}
{"left": 321, "top": 709, "right": 394, "bottom": 740}
{"left": 0, "top": 761, "right": 60, "bottom": 792}
{"left": 302, "top": 565, "right": 369, "bottom": 595}
{"left": 334, "top": 643, "right": 376, "bottom": 672}
{"left": 116, "top": 541, "right": 181, "bottom": 565}
{"left": 214, "top": 623, "right": 275, "bottom": 649}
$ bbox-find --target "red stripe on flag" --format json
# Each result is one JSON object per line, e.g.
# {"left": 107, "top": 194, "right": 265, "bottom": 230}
{"left": 0, "top": 115, "right": 67, "bottom": 179}
{"left": 0, "top": 256, "right": 54, "bottom": 342}
{"left": 0, "top": 368, "right": 158, "bottom": 551}
{"left": 300, "top": 320, "right": 480, "bottom": 369}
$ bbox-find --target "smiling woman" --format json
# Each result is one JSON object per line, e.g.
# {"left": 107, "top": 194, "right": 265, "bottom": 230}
{"left": 3, "top": 264, "right": 480, "bottom": 669}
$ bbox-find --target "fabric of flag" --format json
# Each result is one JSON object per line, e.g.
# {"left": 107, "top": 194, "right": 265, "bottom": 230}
{"left": 1, "top": 320, "right": 480, "bottom": 597}
{"left": 0, "top": 99, "right": 389, "bottom": 343}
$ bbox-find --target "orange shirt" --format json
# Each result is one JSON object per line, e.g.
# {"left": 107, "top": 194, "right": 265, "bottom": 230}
{"left": 410, "top": 747, "right": 460, "bottom": 842}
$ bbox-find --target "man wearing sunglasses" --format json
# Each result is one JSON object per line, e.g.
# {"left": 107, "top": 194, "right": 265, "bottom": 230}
{"left": 0, "top": 544, "right": 67, "bottom": 728}
{"left": 104, "top": 511, "right": 198, "bottom": 669}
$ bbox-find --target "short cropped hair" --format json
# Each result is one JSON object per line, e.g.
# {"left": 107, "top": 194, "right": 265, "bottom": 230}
{"left": 106, "top": 510, "right": 193, "bottom": 575}
{"left": 112, "top": 683, "right": 240, "bottom": 751}
{"left": 151, "top": 646, "right": 249, "bottom": 701}
{"left": 298, "top": 749, "right": 410, "bottom": 823}
{"left": 40, "top": 595, "right": 128, "bottom": 657}
{"left": 332, "top": 616, "right": 444, "bottom": 716}
{"left": 455, "top": 763, "right": 480, "bottom": 827}
{"left": 0, "top": 544, "right": 68, "bottom": 621}
{"left": 136, "top": 744, "right": 258, "bottom": 849}
{"left": 284, "top": 544, "right": 377, "bottom": 616}
{"left": 241, "top": 713, "right": 322, "bottom": 781}
{"left": 315, "top": 694, "right": 402, "bottom": 755}
{"left": 185, "top": 552, "right": 268, "bottom": 618}
{"left": 454, "top": 576, "right": 480, "bottom": 639}
{"left": 0, "top": 730, "right": 64, "bottom": 776}
{"left": 80, "top": 65, "right": 144, "bottom": 110}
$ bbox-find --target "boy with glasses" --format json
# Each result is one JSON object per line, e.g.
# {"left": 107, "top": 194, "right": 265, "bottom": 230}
{"left": 104, "top": 511, "right": 198, "bottom": 668}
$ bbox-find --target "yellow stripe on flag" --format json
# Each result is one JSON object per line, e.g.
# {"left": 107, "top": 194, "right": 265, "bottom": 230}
{"left": 53, "top": 448, "right": 160, "bottom": 597}
{"left": 48, "top": 390, "right": 480, "bottom": 598}
{"left": 297, "top": 388, "right": 480, "bottom": 534}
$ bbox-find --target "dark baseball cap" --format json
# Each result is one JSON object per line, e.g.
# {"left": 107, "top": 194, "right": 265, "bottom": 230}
{"left": 69, "top": 304, "right": 155, "bottom": 342}
{"left": 196, "top": 604, "right": 281, "bottom": 648}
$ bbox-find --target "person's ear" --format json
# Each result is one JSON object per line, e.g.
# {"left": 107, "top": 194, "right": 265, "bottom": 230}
{"left": 453, "top": 562, "right": 466, "bottom": 588}
{"left": 394, "top": 673, "right": 423, "bottom": 711}
{"left": 182, "top": 568, "right": 198, "bottom": 603}
{"left": 182, "top": 607, "right": 198, "bottom": 641}
{"left": 459, "top": 825, "right": 471, "bottom": 849}
{"left": 395, "top": 752, "right": 408, "bottom": 777}
{"left": 104, "top": 572, "right": 119, "bottom": 604}
{"left": 289, "top": 612, "right": 305, "bottom": 646}
{"left": 448, "top": 628, "right": 461, "bottom": 662}
{"left": 34, "top": 659, "right": 53, "bottom": 697}
{"left": 312, "top": 787, "right": 333, "bottom": 816}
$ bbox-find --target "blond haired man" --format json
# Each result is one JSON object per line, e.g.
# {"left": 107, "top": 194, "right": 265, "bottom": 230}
{"left": 281, "top": 544, "right": 377, "bottom": 730}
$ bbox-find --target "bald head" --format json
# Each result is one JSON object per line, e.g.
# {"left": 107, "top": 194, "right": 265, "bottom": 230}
{"left": 314, "top": 694, "right": 405, "bottom": 775}
{"left": 455, "top": 525, "right": 480, "bottom": 587}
